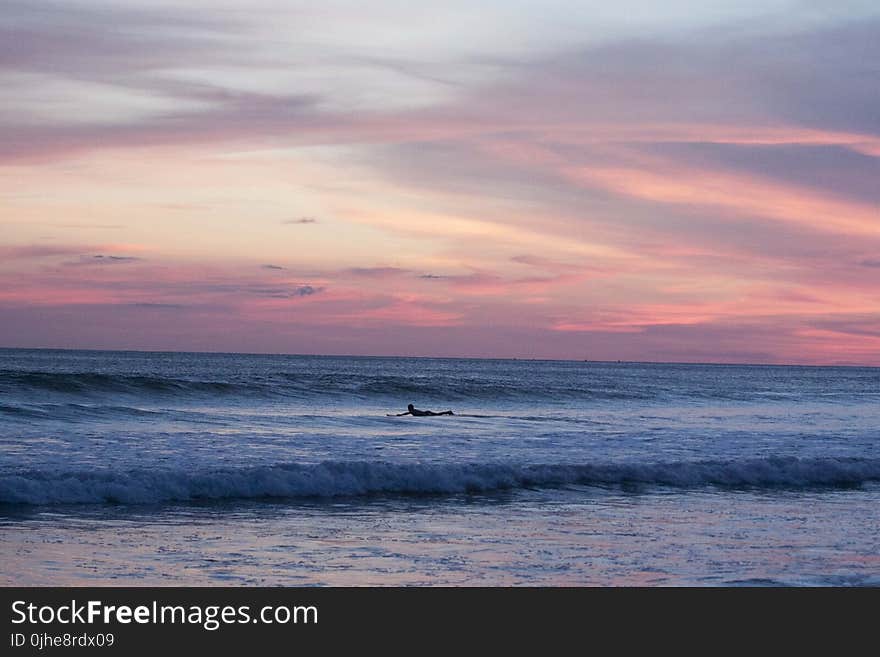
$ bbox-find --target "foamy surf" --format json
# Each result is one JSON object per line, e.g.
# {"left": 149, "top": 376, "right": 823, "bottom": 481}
{"left": 2, "top": 456, "right": 879, "bottom": 505}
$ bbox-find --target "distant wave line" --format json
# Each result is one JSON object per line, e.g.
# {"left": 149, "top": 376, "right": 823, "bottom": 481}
{"left": 1, "top": 369, "right": 843, "bottom": 403}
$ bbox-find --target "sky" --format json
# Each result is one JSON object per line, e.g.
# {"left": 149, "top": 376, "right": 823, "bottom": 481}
{"left": 2, "top": 1, "right": 879, "bottom": 364}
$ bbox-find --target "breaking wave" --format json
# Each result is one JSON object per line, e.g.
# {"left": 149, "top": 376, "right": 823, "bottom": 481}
{"left": 2, "top": 457, "right": 878, "bottom": 505}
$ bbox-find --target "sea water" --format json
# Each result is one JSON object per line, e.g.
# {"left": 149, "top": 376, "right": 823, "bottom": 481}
{"left": 1, "top": 349, "right": 878, "bottom": 585}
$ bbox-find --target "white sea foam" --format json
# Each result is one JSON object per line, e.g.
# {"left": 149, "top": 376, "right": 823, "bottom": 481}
{"left": 2, "top": 457, "right": 879, "bottom": 505}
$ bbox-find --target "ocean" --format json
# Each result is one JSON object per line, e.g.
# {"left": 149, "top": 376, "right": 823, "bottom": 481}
{"left": 1, "top": 348, "right": 878, "bottom": 586}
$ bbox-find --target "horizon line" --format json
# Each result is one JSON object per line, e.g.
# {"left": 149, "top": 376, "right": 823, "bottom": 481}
{"left": 0, "top": 345, "right": 876, "bottom": 369}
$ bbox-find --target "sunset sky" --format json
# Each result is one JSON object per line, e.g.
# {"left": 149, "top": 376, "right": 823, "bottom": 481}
{"left": 2, "top": 1, "right": 879, "bottom": 363}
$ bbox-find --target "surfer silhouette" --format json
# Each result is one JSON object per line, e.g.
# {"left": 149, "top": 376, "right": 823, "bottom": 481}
{"left": 394, "top": 403, "right": 454, "bottom": 417}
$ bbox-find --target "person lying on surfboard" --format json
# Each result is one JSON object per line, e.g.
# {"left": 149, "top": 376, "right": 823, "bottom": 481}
{"left": 393, "top": 403, "right": 454, "bottom": 416}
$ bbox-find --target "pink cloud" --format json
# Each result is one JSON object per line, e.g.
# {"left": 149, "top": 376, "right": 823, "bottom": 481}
{"left": 563, "top": 164, "right": 880, "bottom": 237}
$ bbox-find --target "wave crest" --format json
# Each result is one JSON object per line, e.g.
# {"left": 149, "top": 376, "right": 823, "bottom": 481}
{"left": 1, "top": 457, "right": 878, "bottom": 505}
{"left": 0, "top": 369, "right": 660, "bottom": 402}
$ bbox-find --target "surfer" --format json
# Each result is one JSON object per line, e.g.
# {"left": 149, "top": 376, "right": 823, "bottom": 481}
{"left": 394, "top": 403, "right": 454, "bottom": 417}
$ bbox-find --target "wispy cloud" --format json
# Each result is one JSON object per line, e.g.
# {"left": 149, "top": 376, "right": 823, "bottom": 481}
{"left": 127, "top": 302, "right": 186, "bottom": 309}
{"left": 345, "top": 267, "right": 409, "bottom": 278}
{"left": 248, "top": 285, "right": 325, "bottom": 298}
{"left": 293, "top": 285, "right": 322, "bottom": 297}
{"left": 92, "top": 254, "right": 140, "bottom": 262}
{"left": 62, "top": 254, "right": 143, "bottom": 267}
